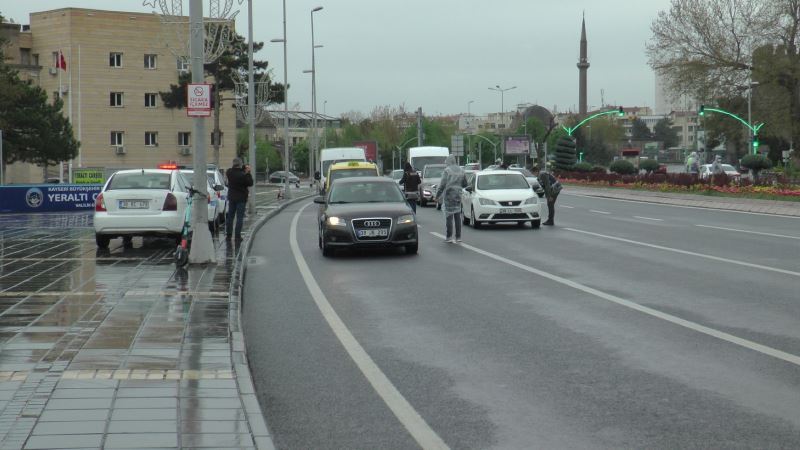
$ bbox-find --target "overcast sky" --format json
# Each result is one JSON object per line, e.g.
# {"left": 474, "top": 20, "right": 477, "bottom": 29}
{"left": 3, "top": 0, "right": 674, "bottom": 117}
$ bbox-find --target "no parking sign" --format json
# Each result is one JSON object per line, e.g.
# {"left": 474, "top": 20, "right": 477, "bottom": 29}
{"left": 187, "top": 83, "right": 211, "bottom": 117}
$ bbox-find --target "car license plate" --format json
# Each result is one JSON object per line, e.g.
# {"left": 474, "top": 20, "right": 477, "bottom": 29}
{"left": 499, "top": 208, "right": 521, "bottom": 214}
{"left": 357, "top": 228, "right": 388, "bottom": 238}
{"left": 119, "top": 200, "right": 149, "bottom": 209}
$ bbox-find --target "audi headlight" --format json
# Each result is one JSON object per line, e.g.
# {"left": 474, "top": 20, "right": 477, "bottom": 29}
{"left": 478, "top": 198, "right": 497, "bottom": 206}
{"left": 524, "top": 196, "right": 538, "bottom": 205}
{"left": 326, "top": 216, "right": 346, "bottom": 227}
{"left": 397, "top": 214, "right": 415, "bottom": 225}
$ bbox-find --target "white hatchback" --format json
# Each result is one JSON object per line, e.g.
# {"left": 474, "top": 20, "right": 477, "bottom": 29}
{"left": 94, "top": 169, "right": 191, "bottom": 248}
{"left": 461, "top": 170, "right": 542, "bottom": 229}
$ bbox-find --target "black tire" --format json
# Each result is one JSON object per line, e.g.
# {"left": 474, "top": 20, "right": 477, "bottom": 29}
{"left": 471, "top": 208, "right": 481, "bottom": 229}
{"left": 322, "top": 242, "right": 332, "bottom": 257}
{"left": 405, "top": 242, "right": 418, "bottom": 255}
{"left": 532, "top": 220, "right": 541, "bottom": 229}
{"left": 95, "top": 234, "right": 110, "bottom": 248}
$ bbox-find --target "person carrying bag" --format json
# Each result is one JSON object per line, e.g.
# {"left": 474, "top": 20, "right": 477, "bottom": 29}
{"left": 399, "top": 162, "right": 421, "bottom": 213}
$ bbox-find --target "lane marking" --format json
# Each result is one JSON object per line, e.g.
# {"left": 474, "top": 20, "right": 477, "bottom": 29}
{"left": 589, "top": 209, "right": 611, "bottom": 215}
{"left": 565, "top": 227, "right": 800, "bottom": 278}
{"left": 430, "top": 231, "right": 800, "bottom": 367}
{"left": 562, "top": 192, "right": 800, "bottom": 219}
{"left": 291, "top": 203, "right": 449, "bottom": 450}
{"left": 696, "top": 224, "right": 800, "bottom": 240}
{"left": 561, "top": 205, "right": 575, "bottom": 209}
{"left": 634, "top": 216, "right": 664, "bottom": 222}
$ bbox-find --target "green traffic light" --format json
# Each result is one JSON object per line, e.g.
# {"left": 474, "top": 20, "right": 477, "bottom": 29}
{"left": 699, "top": 105, "right": 705, "bottom": 116}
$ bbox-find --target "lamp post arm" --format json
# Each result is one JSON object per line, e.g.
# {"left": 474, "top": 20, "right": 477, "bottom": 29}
{"left": 564, "top": 109, "right": 623, "bottom": 136}
{"left": 703, "top": 107, "right": 762, "bottom": 134}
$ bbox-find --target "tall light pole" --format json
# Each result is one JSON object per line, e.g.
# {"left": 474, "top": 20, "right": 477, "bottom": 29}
{"left": 246, "top": 0, "right": 256, "bottom": 214}
{"left": 310, "top": 6, "right": 323, "bottom": 180}
{"left": 271, "top": 0, "right": 290, "bottom": 199}
{"left": 488, "top": 85, "right": 516, "bottom": 131}
{"left": 748, "top": 81, "right": 759, "bottom": 151}
{"left": 467, "top": 100, "right": 474, "bottom": 116}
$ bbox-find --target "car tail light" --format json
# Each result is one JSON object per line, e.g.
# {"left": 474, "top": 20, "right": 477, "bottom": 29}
{"left": 216, "top": 191, "right": 221, "bottom": 199}
{"left": 163, "top": 193, "right": 178, "bottom": 211}
{"left": 95, "top": 193, "right": 106, "bottom": 212}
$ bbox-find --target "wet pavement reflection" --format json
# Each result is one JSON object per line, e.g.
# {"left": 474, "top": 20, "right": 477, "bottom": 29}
{"left": 0, "top": 186, "right": 298, "bottom": 449}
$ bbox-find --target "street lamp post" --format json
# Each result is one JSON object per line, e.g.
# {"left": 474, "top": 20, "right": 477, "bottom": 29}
{"left": 748, "top": 81, "right": 759, "bottom": 149}
{"left": 246, "top": 0, "right": 256, "bottom": 214}
{"left": 271, "top": 0, "right": 290, "bottom": 199}
{"left": 488, "top": 85, "right": 516, "bottom": 131}
{"left": 310, "top": 6, "right": 323, "bottom": 181}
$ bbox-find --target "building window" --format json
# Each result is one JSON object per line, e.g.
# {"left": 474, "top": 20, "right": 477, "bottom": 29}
{"left": 111, "top": 131, "right": 124, "bottom": 146}
{"left": 144, "top": 54, "right": 157, "bottom": 69}
{"left": 51, "top": 51, "right": 59, "bottom": 68}
{"left": 20, "top": 48, "right": 31, "bottom": 65}
{"left": 145, "top": 132, "right": 158, "bottom": 147}
{"left": 176, "top": 57, "right": 189, "bottom": 73}
{"left": 145, "top": 93, "right": 157, "bottom": 108}
{"left": 178, "top": 132, "right": 191, "bottom": 146}
{"left": 109, "top": 52, "right": 122, "bottom": 67}
{"left": 110, "top": 92, "right": 123, "bottom": 107}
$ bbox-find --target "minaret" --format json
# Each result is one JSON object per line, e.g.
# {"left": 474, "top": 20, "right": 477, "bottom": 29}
{"left": 577, "top": 15, "right": 590, "bottom": 116}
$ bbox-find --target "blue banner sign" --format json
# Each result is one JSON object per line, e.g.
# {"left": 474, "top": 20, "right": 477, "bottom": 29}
{"left": 0, "top": 184, "right": 103, "bottom": 213}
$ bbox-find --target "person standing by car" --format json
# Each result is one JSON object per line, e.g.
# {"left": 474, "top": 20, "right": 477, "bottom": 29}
{"left": 399, "top": 162, "right": 421, "bottom": 213}
{"left": 686, "top": 151, "right": 700, "bottom": 175}
{"left": 225, "top": 157, "right": 253, "bottom": 241}
{"left": 435, "top": 155, "right": 467, "bottom": 243}
{"left": 533, "top": 166, "right": 562, "bottom": 226}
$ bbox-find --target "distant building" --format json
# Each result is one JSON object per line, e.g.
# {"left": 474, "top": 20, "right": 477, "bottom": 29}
{"left": 241, "top": 111, "right": 341, "bottom": 148}
{"left": 655, "top": 72, "right": 697, "bottom": 115}
{"left": 1, "top": 8, "right": 238, "bottom": 183}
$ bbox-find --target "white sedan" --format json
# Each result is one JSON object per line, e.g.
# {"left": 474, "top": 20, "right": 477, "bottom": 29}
{"left": 461, "top": 170, "right": 542, "bottom": 229}
{"left": 94, "top": 169, "right": 191, "bottom": 248}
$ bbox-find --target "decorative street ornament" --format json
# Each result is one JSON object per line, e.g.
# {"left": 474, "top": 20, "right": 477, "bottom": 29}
{"left": 233, "top": 69, "right": 272, "bottom": 125}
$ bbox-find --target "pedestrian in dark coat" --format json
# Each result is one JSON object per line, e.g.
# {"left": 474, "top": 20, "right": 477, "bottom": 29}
{"left": 533, "top": 166, "right": 561, "bottom": 226}
{"left": 225, "top": 157, "right": 254, "bottom": 240}
{"left": 399, "top": 162, "right": 421, "bottom": 213}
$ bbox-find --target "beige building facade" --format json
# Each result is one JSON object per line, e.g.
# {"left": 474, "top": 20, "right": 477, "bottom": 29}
{"left": 3, "top": 8, "right": 236, "bottom": 183}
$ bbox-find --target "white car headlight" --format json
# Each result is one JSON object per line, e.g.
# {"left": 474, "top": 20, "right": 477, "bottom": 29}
{"left": 524, "top": 196, "right": 538, "bottom": 205}
{"left": 397, "top": 214, "right": 415, "bottom": 225}
{"left": 478, "top": 198, "right": 497, "bottom": 206}
{"left": 326, "top": 216, "right": 346, "bottom": 227}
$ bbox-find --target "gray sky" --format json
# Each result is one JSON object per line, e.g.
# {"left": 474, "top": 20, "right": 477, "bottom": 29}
{"left": 3, "top": 0, "right": 673, "bottom": 117}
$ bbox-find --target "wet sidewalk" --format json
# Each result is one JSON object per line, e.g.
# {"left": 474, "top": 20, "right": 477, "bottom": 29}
{"left": 565, "top": 185, "right": 800, "bottom": 216}
{"left": 0, "top": 185, "right": 311, "bottom": 449}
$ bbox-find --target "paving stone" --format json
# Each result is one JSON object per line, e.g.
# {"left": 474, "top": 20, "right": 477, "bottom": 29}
{"left": 103, "top": 432, "right": 178, "bottom": 448}
{"left": 23, "top": 433, "right": 103, "bottom": 449}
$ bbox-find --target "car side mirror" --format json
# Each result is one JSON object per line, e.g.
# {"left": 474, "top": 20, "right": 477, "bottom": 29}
{"left": 313, "top": 196, "right": 326, "bottom": 204}
{"left": 465, "top": 186, "right": 474, "bottom": 193}
{"left": 213, "top": 184, "right": 224, "bottom": 192}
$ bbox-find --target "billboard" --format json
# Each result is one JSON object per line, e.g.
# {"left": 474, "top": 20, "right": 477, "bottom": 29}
{"left": 503, "top": 136, "right": 530, "bottom": 155}
{"left": 73, "top": 168, "right": 105, "bottom": 184}
{"left": 0, "top": 184, "right": 103, "bottom": 213}
{"left": 353, "top": 140, "right": 378, "bottom": 162}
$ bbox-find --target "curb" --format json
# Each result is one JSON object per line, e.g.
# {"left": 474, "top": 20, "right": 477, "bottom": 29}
{"left": 228, "top": 194, "right": 312, "bottom": 450}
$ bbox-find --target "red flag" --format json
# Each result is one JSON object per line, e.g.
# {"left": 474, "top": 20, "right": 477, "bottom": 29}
{"left": 57, "top": 50, "right": 67, "bottom": 71}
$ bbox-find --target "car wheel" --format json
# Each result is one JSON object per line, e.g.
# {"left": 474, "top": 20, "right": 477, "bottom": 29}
{"left": 471, "top": 207, "right": 481, "bottom": 229}
{"left": 95, "top": 234, "right": 110, "bottom": 248}
{"left": 531, "top": 220, "right": 541, "bottom": 229}
{"left": 322, "top": 241, "right": 333, "bottom": 257}
{"left": 318, "top": 227, "right": 323, "bottom": 249}
{"left": 405, "top": 242, "right": 418, "bottom": 255}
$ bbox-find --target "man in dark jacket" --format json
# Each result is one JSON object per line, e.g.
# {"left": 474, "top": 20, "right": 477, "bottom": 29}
{"left": 398, "top": 162, "right": 421, "bottom": 213}
{"left": 533, "top": 166, "right": 561, "bottom": 226}
{"left": 225, "top": 157, "right": 254, "bottom": 240}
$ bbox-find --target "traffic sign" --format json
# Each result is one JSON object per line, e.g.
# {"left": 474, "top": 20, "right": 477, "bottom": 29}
{"left": 451, "top": 134, "right": 464, "bottom": 156}
{"left": 187, "top": 83, "right": 211, "bottom": 117}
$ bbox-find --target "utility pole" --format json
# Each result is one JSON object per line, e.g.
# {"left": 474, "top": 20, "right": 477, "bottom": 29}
{"left": 416, "top": 107, "right": 424, "bottom": 147}
{"left": 246, "top": 0, "right": 256, "bottom": 214}
{"left": 188, "top": 0, "right": 215, "bottom": 264}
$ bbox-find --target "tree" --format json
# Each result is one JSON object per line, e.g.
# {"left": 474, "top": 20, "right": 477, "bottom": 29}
{"left": 647, "top": 0, "right": 800, "bottom": 150}
{"left": 572, "top": 117, "right": 625, "bottom": 165}
{"left": 0, "top": 29, "right": 79, "bottom": 171}
{"left": 640, "top": 159, "right": 660, "bottom": 174}
{"left": 610, "top": 159, "right": 636, "bottom": 175}
{"left": 740, "top": 154, "right": 773, "bottom": 180}
{"left": 653, "top": 118, "right": 679, "bottom": 148}
{"left": 631, "top": 118, "right": 652, "bottom": 140}
{"left": 553, "top": 135, "right": 577, "bottom": 171}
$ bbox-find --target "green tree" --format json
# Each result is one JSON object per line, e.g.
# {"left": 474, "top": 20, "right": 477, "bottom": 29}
{"left": 236, "top": 129, "right": 281, "bottom": 174}
{"left": 640, "top": 158, "right": 660, "bottom": 174}
{"left": 572, "top": 118, "right": 625, "bottom": 165}
{"left": 553, "top": 135, "right": 577, "bottom": 171}
{"left": 609, "top": 159, "right": 636, "bottom": 175}
{"left": 630, "top": 118, "right": 652, "bottom": 140}
{"left": 653, "top": 118, "right": 679, "bottom": 148}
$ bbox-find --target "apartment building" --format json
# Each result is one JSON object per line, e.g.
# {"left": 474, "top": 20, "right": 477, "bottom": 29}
{"left": 3, "top": 8, "right": 236, "bottom": 183}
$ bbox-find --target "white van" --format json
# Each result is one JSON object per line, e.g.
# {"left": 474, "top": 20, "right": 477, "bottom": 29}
{"left": 318, "top": 147, "right": 367, "bottom": 190}
{"left": 408, "top": 146, "right": 449, "bottom": 172}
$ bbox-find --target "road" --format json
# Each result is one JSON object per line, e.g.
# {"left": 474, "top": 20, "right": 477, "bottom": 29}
{"left": 242, "top": 193, "right": 800, "bottom": 450}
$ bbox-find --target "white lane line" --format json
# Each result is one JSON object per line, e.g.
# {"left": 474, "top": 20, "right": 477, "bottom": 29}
{"left": 562, "top": 192, "right": 800, "bottom": 219}
{"left": 561, "top": 205, "right": 575, "bottom": 209}
{"left": 589, "top": 209, "right": 611, "bottom": 215}
{"left": 696, "top": 224, "right": 800, "bottom": 240}
{"left": 430, "top": 231, "right": 800, "bottom": 368}
{"left": 565, "top": 227, "right": 800, "bottom": 278}
{"left": 291, "top": 204, "right": 449, "bottom": 450}
{"left": 634, "top": 216, "right": 664, "bottom": 222}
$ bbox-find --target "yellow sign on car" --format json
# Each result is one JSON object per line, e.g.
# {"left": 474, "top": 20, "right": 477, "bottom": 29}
{"left": 325, "top": 161, "right": 380, "bottom": 192}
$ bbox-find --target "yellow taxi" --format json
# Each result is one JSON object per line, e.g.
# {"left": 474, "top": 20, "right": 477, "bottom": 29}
{"left": 324, "top": 161, "right": 380, "bottom": 193}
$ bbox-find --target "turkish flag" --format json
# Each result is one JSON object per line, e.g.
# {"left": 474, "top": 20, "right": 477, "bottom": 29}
{"left": 57, "top": 50, "right": 67, "bottom": 71}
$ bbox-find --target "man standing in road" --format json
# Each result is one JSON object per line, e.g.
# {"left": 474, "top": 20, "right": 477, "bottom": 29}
{"left": 399, "top": 162, "right": 421, "bottom": 213}
{"left": 533, "top": 166, "right": 561, "bottom": 226}
{"left": 435, "top": 155, "right": 467, "bottom": 243}
{"left": 225, "top": 157, "right": 253, "bottom": 241}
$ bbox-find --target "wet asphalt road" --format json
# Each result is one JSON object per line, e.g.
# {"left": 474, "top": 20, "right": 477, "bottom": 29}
{"left": 242, "top": 194, "right": 800, "bottom": 449}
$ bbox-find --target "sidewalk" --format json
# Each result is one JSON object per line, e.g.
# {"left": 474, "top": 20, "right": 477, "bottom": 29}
{"left": 0, "top": 184, "right": 311, "bottom": 449}
{"left": 564, "top": 184, "right": 800, "bottom": 217}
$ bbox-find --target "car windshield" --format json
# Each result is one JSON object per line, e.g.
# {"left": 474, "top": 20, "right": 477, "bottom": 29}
{"left": 412, "top": 157, "right": 446, "bottom": 172}
{"left": 423, "top": 166, "right": 445, "bottom": 179}
{"left": 107, "top": 172, "right": 170, "bottom": 190}
{"left": 330, "top": 169, "right": 377, "bottom": 183}
{"left": 509, "top": 168, "right": 533, "bottom": 177}
{"left": 477, "top": 173, "right": 530, "bottom": 190}
{"left": 328, "top": 181, "right": 405, "bottom": 203}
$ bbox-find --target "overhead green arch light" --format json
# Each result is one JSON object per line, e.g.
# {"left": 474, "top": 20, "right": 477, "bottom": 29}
{"left": 698, "top": 105, "right": 765, "bottom": 154}
{"left": 562, "top": 107, "right": 624, "bottom": 137}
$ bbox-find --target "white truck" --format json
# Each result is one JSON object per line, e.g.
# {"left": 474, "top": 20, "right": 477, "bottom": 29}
{"left": 318, "top": 147, "right": 367, "bottom": 193}
{"left": 407, "top": 146, "right": 449, "bottom": 172}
